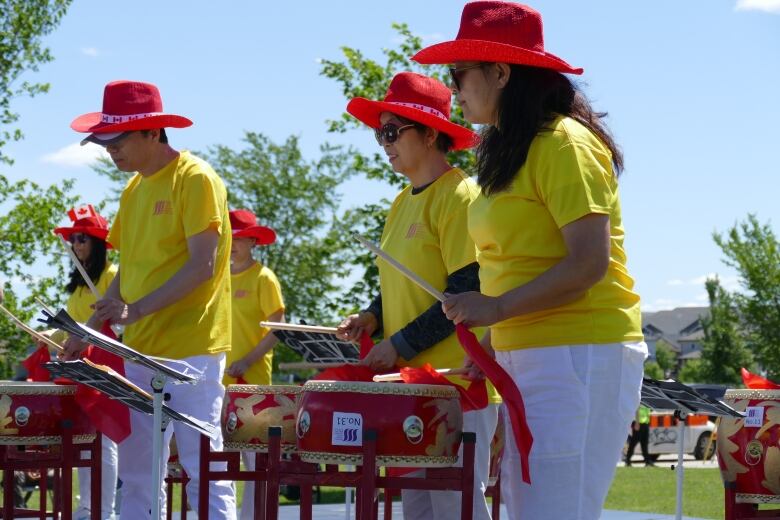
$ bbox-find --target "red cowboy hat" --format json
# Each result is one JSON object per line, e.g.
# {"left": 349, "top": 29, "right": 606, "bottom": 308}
{"left": 412, "top": 1, "right": 583, "bottom": 75}
{"left": 229, "top": 210, "right": 276, "bottom": 246}
{"left": 53, "top": 204, "right": 112, "bottom": 248}
{"left": 71, "top": 80, "right": 193, "bottom": 139}
{"left": 346, "top": 72, "right": 479, "bottom": 151}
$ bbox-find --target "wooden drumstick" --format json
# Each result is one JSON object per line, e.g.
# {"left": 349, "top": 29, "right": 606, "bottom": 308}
{"left": 57, "top": 234, "right": 101, "bottom": 298}
{"left": 372, "top": 367, "right": 469, "bottom": 382}
{"left": 352, "top": 233, "right": 445, "bottom": 303}
{"left": 261, "top": 322, "right": 339, "bottom": 335}
{"left": 0, "top": 302, "right": 64, "bottom": 352}
{"left": 56, "top": 234, "right": 122, "bottom": 336}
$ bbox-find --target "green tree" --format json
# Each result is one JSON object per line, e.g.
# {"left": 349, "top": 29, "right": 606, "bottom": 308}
{"left": 698, "top": 277, "right": 753, "bottom": 384}
{"left": 643, "top": 360, "right": 664, "bottom": 380}
{"left": 714, "top": 215, "right": 780, "bottom": 378}
{"left": 678, "top": 359, "right": 704, "bottom": 383}
{"left": 0, "top": 178, "right": 79, "bottom": 377}
{"left": 0, "top": 0, "right": 72, "bottom": 165}
{"left": 654, "top": 339, "right": 677, "bottom": 378}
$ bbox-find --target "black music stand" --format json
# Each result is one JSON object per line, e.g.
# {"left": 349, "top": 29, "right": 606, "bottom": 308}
{"left": 272, "top": 328, "right": 359, "bottom": 364}
{"left": 640, "top": 377, "right": 743, "bottom": 520}
{"left": 40, "top": 308, "right": 204, "bottom": 520}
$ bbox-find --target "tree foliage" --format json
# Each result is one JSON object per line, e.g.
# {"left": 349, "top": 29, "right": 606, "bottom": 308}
{"left": 0, "top": 0, "right": 72, "bottom": 165}
{"left": 698, "top": 277, "right": 753, "bottom": 384}
{"left": 714, "top": 215, "right": 780, "bottom": 379}
{"left": 654, "top": 339, "right": 677, "bottom": 378}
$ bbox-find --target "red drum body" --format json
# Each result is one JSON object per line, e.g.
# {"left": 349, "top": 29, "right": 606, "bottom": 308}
{"left": 0, "top": 382, "right": 95, "bottom": 445}
{"left": 718, "top": 389, "right": 780, "bottom": 503}
{"left": 296, "top": 380, "right": 463, "bottom": 467}
{"left": 222, "top": 384, "right": 301, "bottom": 452}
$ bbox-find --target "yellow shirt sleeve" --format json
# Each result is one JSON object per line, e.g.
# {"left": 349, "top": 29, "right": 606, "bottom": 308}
{"left": 107, "top": 212, "right": 121, "bottom": 250}
{"left": 181, "top": 170, "right": 224, "bottom": 237}
{"left": 258, "top": 268, "right": 285, "bottom": 317}
{"left": 435, "top": 184, "right": 479, "bottom": 274}
{"left": 536, "top": 122, "right": 616, "bottom": 229}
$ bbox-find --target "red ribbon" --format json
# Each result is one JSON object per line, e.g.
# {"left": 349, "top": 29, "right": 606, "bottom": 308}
{"left": 22, "top": 345, "right": 52, "bottom": 382}
{"left": 59, "top": 322, "right": 131, "bottom": 443}
{"left": 399, "top": 363, "right": 487, "bottom": 412}
{"left": 358, "top": 331, "right": 374, "bottom": 359}
{"left": 741, "top": 367, "right": 780, "bottom": 389}
{"left": 455, "top": 323, "right": 532, "bottom": 484}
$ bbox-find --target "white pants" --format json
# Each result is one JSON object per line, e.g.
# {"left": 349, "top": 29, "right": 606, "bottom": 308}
{"left": 238, "top": 451, "right": 259, "bottom": 520}
{"left": 402, "top": 403, "right": 499, "bottom": 520}
{"left": 77, "top": 434, "right": 119, "bottom": 519}
{"left": 497, "top": 342, "right": 647, "bottom": 520}
{"left": 118, "top": 353, "right": 236, "bottom": 520}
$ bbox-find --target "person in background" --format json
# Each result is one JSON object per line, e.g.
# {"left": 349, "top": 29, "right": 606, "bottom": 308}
{"left": 625, "top": 405, "right": 653, "bottom": 467}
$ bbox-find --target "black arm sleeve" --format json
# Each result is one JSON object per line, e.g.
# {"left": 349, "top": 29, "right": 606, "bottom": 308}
{"left": 390, "top": 262, "right": 480, "bottom": 361}
{"left": 363, "top": 293, "right": 383, "bottom": 336}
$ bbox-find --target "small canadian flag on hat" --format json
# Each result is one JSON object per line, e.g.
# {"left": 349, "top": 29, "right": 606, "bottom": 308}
{"left": 68, "top": 204, "right": 97, "bottom": 222}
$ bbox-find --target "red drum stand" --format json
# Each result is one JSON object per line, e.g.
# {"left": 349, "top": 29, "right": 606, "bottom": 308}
{"left": 1, "top": 423, "right": 102, "bottom": 520}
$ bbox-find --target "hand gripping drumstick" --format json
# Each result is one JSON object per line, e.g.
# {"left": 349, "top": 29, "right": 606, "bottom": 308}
{"left": 0, "top": 302, "right": 64, "bottom": 353}
{"left": 56, "top": 233, "right": 122, "bottom": 336}
{"left": 259, "top": 321, "right": 339, "bottom": 335}
{"left": 352, "top": 233, "right": 446, "bottom": 303}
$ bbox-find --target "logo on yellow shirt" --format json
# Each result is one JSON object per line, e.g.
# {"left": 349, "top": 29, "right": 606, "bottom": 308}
{"left": 406, "top": 222, "right": 426, "bottom": 239}
{"left": 153, "top": 200, "right": 173, "bottom": 216}
{"left": 234, "top": 289, "right": 249, "bottom": 299}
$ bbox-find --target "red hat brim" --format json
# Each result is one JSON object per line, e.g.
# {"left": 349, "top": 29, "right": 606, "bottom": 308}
{"left": 412, "top": 39, "right": 583, "bottom": 75}
{"left": 233, "top": 226, "right": 276, "bottom": 246}
{"left": 53, "top": 227, "right": 113, "bottom": 249}
{"left": 346, "top": 98, "right": 479, "bottom": 151}
{"left": 70, "top": 112, "right": 193, "bottom": 134}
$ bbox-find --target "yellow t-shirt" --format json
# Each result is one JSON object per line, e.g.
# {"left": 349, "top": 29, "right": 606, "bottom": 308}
{"left": 107, "top": 151, "right": 232, "bottom": 359}
{"left": 224, "top": 262, "right": 284, "bottom": 386}
{"left": 379, "top": 168, "right": 499, "bottom": 403}
{"left": 468, "top": 115, "right": 643, "bottom": 351}
{"left": 66, "top": 263, "right": 118, "bottom": 323}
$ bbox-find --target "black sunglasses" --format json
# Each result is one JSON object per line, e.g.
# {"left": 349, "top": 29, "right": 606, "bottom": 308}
{"left": 449, "top": 63, "right": 483, "bottom": 91}
{"left": 374, "top": 123, "right": 415, "bottom": 146}
{"left": 68, "top": 233, "right": 89, "bottom": 244}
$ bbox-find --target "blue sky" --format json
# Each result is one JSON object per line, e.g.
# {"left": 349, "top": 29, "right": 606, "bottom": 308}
{"left": 4, "top": 0, "right": 780, "bottom": 312}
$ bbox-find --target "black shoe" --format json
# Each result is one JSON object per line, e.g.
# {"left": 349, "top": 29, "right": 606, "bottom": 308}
{"left": 645, "top": 461, "right": 655, "bottom": 467}
{"left": 625, "top": 461, "right": 632, "bottom": 466}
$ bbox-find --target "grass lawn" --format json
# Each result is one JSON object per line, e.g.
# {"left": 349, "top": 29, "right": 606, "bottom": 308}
{"left": 17, "top": 466, "right": 780, "bottom": 519}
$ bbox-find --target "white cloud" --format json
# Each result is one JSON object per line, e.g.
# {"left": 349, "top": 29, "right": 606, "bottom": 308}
{"left": 735, "top": 0, "right": 780, "bottom": 13}
{"left": 41, "top": 142, "right": 108, "bottom": 168}
{"left": 81, "top": 47, "right": 101, "bottom": 57}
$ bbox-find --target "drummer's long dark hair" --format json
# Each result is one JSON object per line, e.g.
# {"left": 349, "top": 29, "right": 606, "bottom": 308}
{"left": 476, "top": 64, "right": 623, "bottom": 196}
{"left": 65, "top": 236, "right": 108, "bottom": 294}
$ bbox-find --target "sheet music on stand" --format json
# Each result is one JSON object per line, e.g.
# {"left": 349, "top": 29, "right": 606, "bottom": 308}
{"left": 45, "top": 359, "right": 217, "bottom": 438}
{"left": 272, "top": 328, "right": 359, "bottom": 363}
{"left": 38, "top": 308, "right": 199, "bottom": 384}
{"left": 640, "top": 377, "right": 742, "bottom": 520}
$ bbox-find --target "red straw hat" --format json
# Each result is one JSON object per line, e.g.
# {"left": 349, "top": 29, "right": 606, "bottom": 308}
{"left": 412, "top": 1, "right": 583, "bottom": 75}
{"left": 346, "top": 72, "right": 479, "bottom": 151}
{"left": 53, "top": 204, "right": 112, "bottom": 247}
{"left": 71, "top": 80, "right": 193, "bottom": 136}
{"left": 229, "top": 210, "right": 276, "bottom": 246}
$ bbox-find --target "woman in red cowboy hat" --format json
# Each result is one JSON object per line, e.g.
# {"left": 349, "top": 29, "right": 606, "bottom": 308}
{"left": 420, "top": 2, "right": 647, "bottom": 519}
{"left": 66, "top": 79, "right": 237, "bottom": 519}
{"left": 336, "top": 71, "right": 500, "bottom": 520}
{"left": 53, "top": 204, "right": 120, "bottom": 520}
{"left": 223, "top": 209, "right": 283, "bottom": 520}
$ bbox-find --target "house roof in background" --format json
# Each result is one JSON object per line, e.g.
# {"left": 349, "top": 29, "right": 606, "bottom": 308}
{"left": 642, "top": 307, "right": 709, "bottom": 349}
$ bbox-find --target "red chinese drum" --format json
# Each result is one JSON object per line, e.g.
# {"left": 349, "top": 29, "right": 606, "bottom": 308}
{"left": 718, "top": 389, "right": 780, "bottom": 503}
{"left": 295, "top": 380, "right": 463, "bottom": 467}
{"left": 0, "top": 382, "right": 95, "bottom": 445}
{"left": 221, "top": 384, "right": 301, "bottom": 452}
